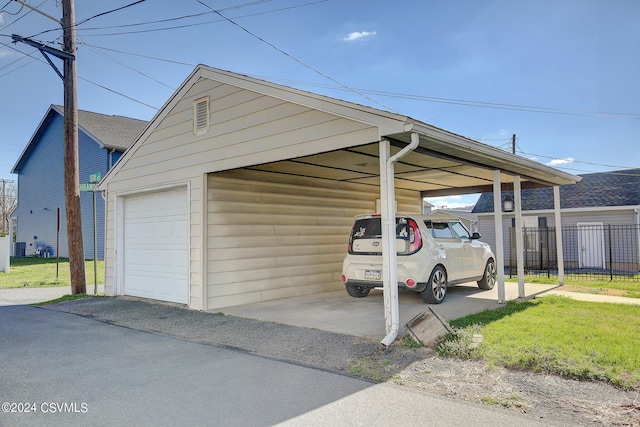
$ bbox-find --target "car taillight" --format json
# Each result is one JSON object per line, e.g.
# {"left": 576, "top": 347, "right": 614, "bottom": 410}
{"left": 406, "top": 278, "right": 416, "bottom": 288}
{"left": 341, "top": 275, "right": 347, "bottom": 283}
{"left": 408, "top": 219, "right": 422, "bottom": 254}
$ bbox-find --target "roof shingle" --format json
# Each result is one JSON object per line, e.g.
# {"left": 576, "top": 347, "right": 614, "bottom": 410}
{"left": 472, "top": 169, "right": 640, "bottom": 213}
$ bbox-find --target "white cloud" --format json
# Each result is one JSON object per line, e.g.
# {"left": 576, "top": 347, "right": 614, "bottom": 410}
{"left": 343, "top": 31, "right": 377, "bottom": 42}
{"left": 546, "top": 157, "right": 574, "bottom": 166}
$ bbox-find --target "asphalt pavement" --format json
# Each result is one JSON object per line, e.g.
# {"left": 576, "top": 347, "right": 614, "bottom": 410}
{"left": 0, "top": 304, "right": 548, "bottom": 427}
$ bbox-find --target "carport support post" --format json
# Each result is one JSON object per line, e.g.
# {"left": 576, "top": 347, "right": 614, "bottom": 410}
{"left": 553, "top": 185, "right": 565, "bottom": 285}
{"left": 493, "top": 171, "right": 506, "bottom": 304}
{"left": 514, "top": 176, "right": 525, "bottom": 298}
{"left": 379, "top": 138, "right": 398, "bottom": 346}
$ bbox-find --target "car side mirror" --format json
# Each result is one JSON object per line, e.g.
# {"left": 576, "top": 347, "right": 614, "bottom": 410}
{"left": 471, "top": 232, "right": 481, "bottom": 240}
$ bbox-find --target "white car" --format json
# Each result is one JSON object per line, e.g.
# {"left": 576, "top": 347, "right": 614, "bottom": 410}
{"left": 341, "top": 213, "right": 496, "bottom": 304}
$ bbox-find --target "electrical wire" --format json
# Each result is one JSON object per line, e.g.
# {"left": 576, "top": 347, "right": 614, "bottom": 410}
{"left": 0, "top": 0, "right": 48, "bottom": 30}
{"left": 73, "top": 1, "right": 326, "bottom": 37}
{"left": 74, "top": 0, "right": 147, "bottom": 27}
{"left": 522, "top": 152, "right": 637, "bottom": 171}
{"left": 77, "top": 74, "right": 159, "bottom": 110}
{"left": 2, "top": 3, "right": 637, "bottom": 173}
{"left": 1, "top": 0, "right": 23, "bottom": 15}
{"left": 194, "top": 0, "right": 400, "bottom": 114}
{"left": 82, "top": 42, "right": 176, "bottom": 90}
{"left": 78, "top": 44, "right": 197, "bottom": 67}
{"left": 76, "top": 0, "right": 276, "bottom": 32}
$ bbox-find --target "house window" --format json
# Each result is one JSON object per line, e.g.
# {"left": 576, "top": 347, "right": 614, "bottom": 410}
{"left": 193, "top": 97, "right": 209, "bottom": 135}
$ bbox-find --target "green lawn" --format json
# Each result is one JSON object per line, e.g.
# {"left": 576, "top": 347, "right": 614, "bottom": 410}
{"left": 0, "top": 257, "right": 104, "bottom": 288}
{"left": 507, "top": 276, "right": 640, "bottom": 298}
{"left": 437, "top": 296, "right": 640, "bottom": 390}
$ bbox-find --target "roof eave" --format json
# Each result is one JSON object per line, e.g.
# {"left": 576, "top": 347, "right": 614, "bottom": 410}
{"left": 401, "top": 122, "right": 581, "bottom": 187}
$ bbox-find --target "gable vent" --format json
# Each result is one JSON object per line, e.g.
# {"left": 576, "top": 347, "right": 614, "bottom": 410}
{"left": 193, "top": 97, "right": 210, "bottom": 135}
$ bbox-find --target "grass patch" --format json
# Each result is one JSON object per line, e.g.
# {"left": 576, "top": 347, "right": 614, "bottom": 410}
{"left": 507, "top": 276, "right": 640, "bottom": 298}
{"left": 402, "top": 334, "right": 423, "bottom": 348}
{"left": 347, "top": 357, "right": 385, "bottom": 381}
{"left": 436, "top": 296, "right": 640, "bottom": 390}
{"left": 0, "top": 257, "right": 104, "bottom": 289}
{"left": 31, "top": 294, "right": 92, "bottom": 306}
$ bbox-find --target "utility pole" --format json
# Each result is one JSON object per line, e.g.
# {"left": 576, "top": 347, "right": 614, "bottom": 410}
{"left": 12, "top": 1, "right": 85, "bottom": 293}
{"left": 512, "top": 134, "right": 516, "bottom": 155}
{"left": 62, "top": 0, "right": 86, "bottom": 294}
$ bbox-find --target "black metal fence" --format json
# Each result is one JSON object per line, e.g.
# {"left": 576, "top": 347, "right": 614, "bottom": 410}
{"left": 507, "top": 224, "right": 640, "bottom": 281}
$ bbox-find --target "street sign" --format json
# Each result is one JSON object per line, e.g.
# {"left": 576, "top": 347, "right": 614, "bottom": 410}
{"left": 89, "top": 172, "right": 101, "bottom": 183}
{"left": 79, "top": 182, "right": 98, "bottom": 192}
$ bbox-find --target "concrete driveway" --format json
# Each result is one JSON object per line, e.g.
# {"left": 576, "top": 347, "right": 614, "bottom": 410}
{"left": 220, "top": 281, "right": 560, "bottom": 339}
{"left": 3, "top": 281, "right": 637, "bottom": 341}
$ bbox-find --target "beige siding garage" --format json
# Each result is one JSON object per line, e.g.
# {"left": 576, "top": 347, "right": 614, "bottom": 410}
{"left": 103, "top": 67, "right": 394, "bottom": 309}
{"left": 206, "top": 169, "right": 421, "bottom": 309}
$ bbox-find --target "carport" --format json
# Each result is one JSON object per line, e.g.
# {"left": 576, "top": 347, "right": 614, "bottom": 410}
{"left": 227, "top": 128, "right": 579, "bottom": 344}
{"left": 100, "top": 65, "right": 579, "bottom": 344}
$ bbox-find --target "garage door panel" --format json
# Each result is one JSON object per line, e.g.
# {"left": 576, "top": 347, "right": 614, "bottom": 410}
{"left": 123, "top": 187, "right": 188, "bottom": 304}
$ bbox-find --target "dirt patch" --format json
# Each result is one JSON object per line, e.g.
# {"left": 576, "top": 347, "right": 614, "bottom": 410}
{"left": 368, "top": 345, "right": 640, "bottom": 426}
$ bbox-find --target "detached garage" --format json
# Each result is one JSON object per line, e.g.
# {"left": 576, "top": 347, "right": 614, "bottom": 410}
{"left": 100, "top": 65, "right": 578, "bottom": 311}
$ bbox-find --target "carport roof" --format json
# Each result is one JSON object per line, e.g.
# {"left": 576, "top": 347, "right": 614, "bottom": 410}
{"left": 249, "top": 123, "right": 581, "bottom": 198}
{"left": 102, "top": 65, "right": 581, "bottom": 193}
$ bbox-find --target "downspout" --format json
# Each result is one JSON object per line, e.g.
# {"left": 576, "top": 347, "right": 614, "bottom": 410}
{"left": 108, "top": 148, "right": 116, "bottom": 169}
{"left": 380, "top": 130, "right": 420, "bottom": 347}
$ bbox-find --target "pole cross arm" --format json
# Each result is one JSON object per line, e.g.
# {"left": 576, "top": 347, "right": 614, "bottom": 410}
{"left": 11, "top": 34, "right": 75, "bottom": 61}
{"left": 11, "top": 34, "right": 74, "bottom": 81}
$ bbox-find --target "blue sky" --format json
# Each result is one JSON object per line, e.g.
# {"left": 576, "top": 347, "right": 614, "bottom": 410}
{"left": 1, "top": 0, "right": 639, "bottom": 208}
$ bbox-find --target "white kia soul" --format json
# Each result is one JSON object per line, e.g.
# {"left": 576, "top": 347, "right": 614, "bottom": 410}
{"left": 341, "top": 213, "right": 496, "bottom": 304}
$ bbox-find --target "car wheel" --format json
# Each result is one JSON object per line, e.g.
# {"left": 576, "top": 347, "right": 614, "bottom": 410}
{"left": 345, "top": 283, "right": 371, "bottom": 298}
{"left": 421, "top": 266, "right": 447, "bottom": 304}
{"left": 477, "top": 258, "right": 496, "bottom": 290}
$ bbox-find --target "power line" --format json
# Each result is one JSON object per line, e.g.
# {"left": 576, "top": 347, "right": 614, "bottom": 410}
{"left": 259, "top": 78, "right": 640, "bottom": 119}
{"left": 522, "top": 152, "right": 637, "bottom": 171}
{"left": 79, "top": 43, "right": 197, "bottom": 68}
{"left": 194, "top": 0, "right": 399, "bottom": 114}
{"left": 82, "top": 42, "right": 176, "bottom": 90}
{"left": 25, "top": 0, "right": 322, "bottom": 39}
{"left": 74, "top": 0, "right": 147, "bottom": 27}
{"left": 76, "top": 1, "right": 324, "bottom": 37}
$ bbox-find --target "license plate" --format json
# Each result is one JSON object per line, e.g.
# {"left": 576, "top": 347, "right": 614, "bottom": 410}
{"left": 364, "top": 270, "right": 381, "bottom": 280}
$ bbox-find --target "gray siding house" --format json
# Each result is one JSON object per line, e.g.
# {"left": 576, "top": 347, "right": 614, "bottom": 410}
{"left": 472, "top": 169, "right": 640, "bottom": 272}
{"left": 11, "top": 105, "right": 147, "bottom": 258}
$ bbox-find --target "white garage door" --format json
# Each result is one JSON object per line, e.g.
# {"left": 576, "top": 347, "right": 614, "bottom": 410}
{"left": 123, "top": 187, "right": 188, "bottom": 304}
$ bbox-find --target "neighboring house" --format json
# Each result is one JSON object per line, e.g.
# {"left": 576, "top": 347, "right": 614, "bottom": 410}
{"left": 11, "top": 105, "right": 147, "bottom": 258}
{"left": 98, "top": 64, "right": 577, "bottom": 310}
{"left": 472, "top": 169, "right": 640, "bottom": 271}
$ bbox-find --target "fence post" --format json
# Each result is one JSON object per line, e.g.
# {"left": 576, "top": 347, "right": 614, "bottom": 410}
{"left": 608, "top": 224, "right": 613, "bottom": 281}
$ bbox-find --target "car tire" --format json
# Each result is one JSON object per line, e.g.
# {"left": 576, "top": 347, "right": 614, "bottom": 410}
{"left": 477, "top": 258, "right": 496, "bottom": 290}
{"left": 345, "top": 283, "right": 371, "bottom": 298}
{"left": 421, "top": 266, "right": 447, "bottom": 304}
